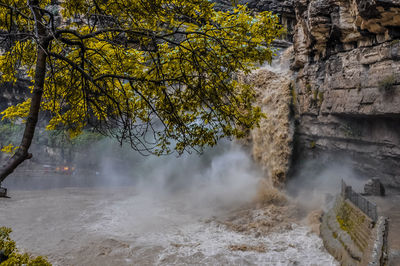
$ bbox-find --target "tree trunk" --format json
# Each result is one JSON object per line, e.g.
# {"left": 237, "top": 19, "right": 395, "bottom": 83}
{"left": 0, "top": 1, "right": 48, "bottom": 184}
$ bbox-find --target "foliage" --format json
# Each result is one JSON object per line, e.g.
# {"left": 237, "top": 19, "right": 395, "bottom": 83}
{"left": 312, "top": 89, "right": 318, "bottom": 101}
{"left": 341, "top": 123, "right": 362, "bottom": 138}
{"left": 335, "top": 200, "right": 368, "bottom": 251}
{"left": 305, "top": 83, "right": 312, "bottom": 93}
{"left": 0, "top": 123, "right": 23, "bottom": 143}
{"left": 0, "top": 144, "right": 18, "bottom": 154}
{"left": 0, "top": 100, "right": 31, "bottom": 123}
{"left": 47, "top": 129, "right": 104, "bottom": 152}
{"left": 289, "top": 82, "right": 296, "bottom": 106}
{"left": 0, "top": 123, "right": 23, "bottom": 154}
{"left": 378, "top": 74, "right": 396, "bottom": 92}
{"left": 0, "top": 0, "right": 283, "bottom": 155}
{"left": 0, "top": 120, "right": 102, "bottom": 157}
{"left": 0, "top": 227, "right": 51, "bottom": 266}
{"left": 230, "top": 0, "right": 239, "bottom": 6}
{"left": 310, "top": 141, "right": 316, "bottom": 149}
{"left": 318, "top": 91, "right": 324, "bottom": 105}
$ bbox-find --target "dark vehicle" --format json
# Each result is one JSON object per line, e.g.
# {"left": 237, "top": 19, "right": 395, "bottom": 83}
{"left": 0, "top": 186, "right": 7, "bottom": 197}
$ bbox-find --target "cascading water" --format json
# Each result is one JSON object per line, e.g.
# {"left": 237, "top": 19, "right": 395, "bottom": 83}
{"left": 239, "top": 47, "right": 295, "bottom": 187}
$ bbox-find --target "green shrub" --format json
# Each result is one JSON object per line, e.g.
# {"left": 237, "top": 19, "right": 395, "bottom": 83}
{"left": 290, "top": 83, "right": 297, "bottom": 106}
{"left": 0, "top": 123, "right": 23, "bottom": 144}
{"left": 318, "top": 91, "right": 324, "bottom": 105}
{"left": 310, "top": 89, "right": 319, "bottom": 107}
{"left": 378, "top": 75, "right": 396, "bottom": 92}
{"left": 310, "top": 141, "right": 316, "bottom": 149}
{"left": 341, "top": 124, "right": 362, "bottom": 138}
{"left": 305, "top": 83, "right": 312, "bottom": 93}
{"left": 0, "top": 227, "right": 51, "bottom": 266}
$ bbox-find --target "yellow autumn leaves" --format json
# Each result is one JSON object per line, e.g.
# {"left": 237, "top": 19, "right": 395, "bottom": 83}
{"left": 0, "top": 0, "right": 284, "bottom": 154}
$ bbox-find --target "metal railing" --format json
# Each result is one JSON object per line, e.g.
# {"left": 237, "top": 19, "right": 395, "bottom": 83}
{"left": 341, "top": 180, "right": 378, "bottom": 222}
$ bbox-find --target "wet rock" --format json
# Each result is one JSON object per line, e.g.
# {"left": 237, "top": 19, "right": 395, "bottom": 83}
{"left": 0, "top": 81, "right": 30, "bottom": 112}
{"left": 290, "top": 0, "right": 400, "bottom": 189}
{"left": 0, "top": 187, "right": 7, "bottom": 198}
{"left": 364, "top": 178, "right": 386, "bottom": 196}
{"left": 212, "top": 0, "right": 295, "bottom": 14}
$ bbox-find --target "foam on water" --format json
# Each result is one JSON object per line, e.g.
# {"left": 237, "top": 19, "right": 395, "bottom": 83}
{"left": 0, "top": 143, "right": 338, "bottom": 265}
{"left": 0, "top": 187, "right": 338, "bottom": 265}
{"left": 152, "top": 223, "right": 337, "bottom": 265}
{"left": 86, "top": 189, "right": 338, "bottom": 266}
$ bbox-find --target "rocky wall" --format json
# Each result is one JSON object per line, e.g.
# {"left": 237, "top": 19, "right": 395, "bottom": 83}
{"left": 0, "top": 81, "right": 30, "bottom": 112}
{"left": 320, "top": 196, "right": 388, "bottom": 265}
{"left": 212, "top": 0, "right": 294, "bottom": 13}
{"left": 290, "top": 0, "right": 400, "bottom": 189}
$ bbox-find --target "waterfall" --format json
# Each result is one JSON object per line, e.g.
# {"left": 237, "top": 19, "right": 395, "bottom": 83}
{"left": 241, "top": 47, "right": 295, "bottom": 187}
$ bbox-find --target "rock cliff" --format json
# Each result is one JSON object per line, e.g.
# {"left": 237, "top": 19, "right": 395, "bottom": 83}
{"left": 290, "top": 0, "right": 400, "bottom": 189}
{"left": 212, "top": 0, "right": 294, "bottom": 13}
{"left": 0, "top": 81, "right": 30, "bottom": 112}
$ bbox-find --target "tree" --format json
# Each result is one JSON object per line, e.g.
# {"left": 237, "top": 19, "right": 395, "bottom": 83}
{"left": 0, "top": 0, "right": 283, "bottom": 184}
{"left": 0, "top": 227, "right": 51, "bottom": 265}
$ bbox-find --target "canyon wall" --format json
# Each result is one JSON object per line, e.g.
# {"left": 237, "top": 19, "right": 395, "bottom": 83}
{"left": 236, "top": 0, "right": 400, "bottom": 189}
{"left": 320, "top": 195, "right": 388, "bottom": 265}
{"left": 201, "top": 0, "right": 400, "bottom": 189}
{"left": 290, "top": 0, "right": 400, "bottom": 189}
{"left": 0, "top": 81, "right": 30, "bottom": 112}
{"left": 212, "top": 0, "right": 294, "bottom": 13}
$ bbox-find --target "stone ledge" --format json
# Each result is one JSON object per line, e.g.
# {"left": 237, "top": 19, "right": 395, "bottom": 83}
{"left": 320, "top": 196, "right": 388, "bottom": 265}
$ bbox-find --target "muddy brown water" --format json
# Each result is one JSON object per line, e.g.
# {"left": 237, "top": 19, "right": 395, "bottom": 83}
{"left": 1, "top": 145, "right": 337, "bottom": 265}
{"left": 0, "top": 185, "right": 338, "bottom": 266}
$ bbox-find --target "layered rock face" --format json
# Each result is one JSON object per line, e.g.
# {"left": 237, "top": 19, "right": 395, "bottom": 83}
{"left": 0, "top": 81, "right": 30, "bottom": 112}
{"left": 291, "top": 0, "right": 400, "bottom": 188}
{"left": 212, "top": 0, "right": 294, "bottom": 13}
{"left": 240, "top": 0, "right": 294, "bottom": 14}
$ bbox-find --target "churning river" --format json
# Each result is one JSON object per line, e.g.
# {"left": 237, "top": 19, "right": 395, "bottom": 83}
{"left": 0, "top": 142, "right": 338, "bottom": 265}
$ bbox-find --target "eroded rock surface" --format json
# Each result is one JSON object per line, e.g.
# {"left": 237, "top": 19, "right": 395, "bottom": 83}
{"left": 0, "top": 81, "right": 30, "bottom": 112}
{"left": 290, "top": 0, "right": 400, "bottom": 189}
{"left": 212, "top": 0, "right": 294, "bottom": 13}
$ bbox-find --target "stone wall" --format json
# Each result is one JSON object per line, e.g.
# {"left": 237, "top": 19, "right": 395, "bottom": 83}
{"left": 320, "top": 196, "right": 388, "bottom": 265}
{"left": 290, "top": 0, "right": 400, "bottom": 189}
{"left": 0, "top": 81, "right": 30, "bottom": 112}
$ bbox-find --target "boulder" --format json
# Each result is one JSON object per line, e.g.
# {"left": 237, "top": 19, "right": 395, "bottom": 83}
{"left": 364, "top": 178, "right": 385, "bottom": 196}
{"left": 0, "top": 186, "right": 6, "bottom": 198}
